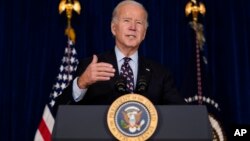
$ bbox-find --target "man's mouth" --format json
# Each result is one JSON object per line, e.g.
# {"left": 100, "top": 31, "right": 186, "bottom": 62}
{"left": 126, "top": 35, "right": 136, "bottom": 39}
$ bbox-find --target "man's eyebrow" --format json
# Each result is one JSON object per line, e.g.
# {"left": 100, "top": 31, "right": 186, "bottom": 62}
{"left": 121, "top": 17, "right": 132, "bottom": 19}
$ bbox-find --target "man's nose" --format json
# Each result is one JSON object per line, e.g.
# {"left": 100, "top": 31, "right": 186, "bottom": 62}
{"left": 129, "top": 21, "right": 136, "bottom": 31}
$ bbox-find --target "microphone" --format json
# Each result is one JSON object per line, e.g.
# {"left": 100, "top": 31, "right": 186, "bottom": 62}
{"left": 136, "top": 76, "right": 148, "bottom": 94}
{"left": 115, "top": 76, "right": 127, "bottom": 94}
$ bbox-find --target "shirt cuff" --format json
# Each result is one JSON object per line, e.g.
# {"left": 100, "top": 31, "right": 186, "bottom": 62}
{"left": 72, "top": 77, "right": 87, "bottom": 102}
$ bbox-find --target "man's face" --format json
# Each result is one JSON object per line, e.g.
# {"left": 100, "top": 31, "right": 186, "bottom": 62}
{"left": 111, "top": 4, "right": 147, "bottom": 51}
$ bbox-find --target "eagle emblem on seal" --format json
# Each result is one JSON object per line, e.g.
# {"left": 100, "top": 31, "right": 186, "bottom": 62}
{"left": 120, "top": 106, "right": 145, "bottom": 133}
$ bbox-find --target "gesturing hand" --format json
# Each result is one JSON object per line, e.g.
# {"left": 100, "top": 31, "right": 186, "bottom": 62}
{"left": 77, "top": 55, "right": 116, "bottom": 89}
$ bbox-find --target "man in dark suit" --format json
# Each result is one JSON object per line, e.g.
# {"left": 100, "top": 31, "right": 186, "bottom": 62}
{"left": 55, "top": 0, "right": 185, "bottom": 107}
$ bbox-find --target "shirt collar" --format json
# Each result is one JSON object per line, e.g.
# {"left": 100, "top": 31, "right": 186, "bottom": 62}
{"left": 115, "top": 46, "right": 138, "bottom": 63}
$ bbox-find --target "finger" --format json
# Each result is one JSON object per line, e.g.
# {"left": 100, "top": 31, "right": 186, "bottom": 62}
{"left": 91, "top": 54, "right": 98, "bottom": 64}
{"left": 97, "top": 71, "right": 115, "bottom": 77}
{"left": 95, "top": 62, "right": 113, "bottom": 68}
{"left": 96, "top": 76, "right": 112, "bottom": 81}
{"left": 96, "top": 66, "right": 116, "bottom": 73}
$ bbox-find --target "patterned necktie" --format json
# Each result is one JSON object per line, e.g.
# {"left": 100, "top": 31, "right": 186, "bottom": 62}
{"left": 120, "top": 57, "right": 134, "bottom": 93}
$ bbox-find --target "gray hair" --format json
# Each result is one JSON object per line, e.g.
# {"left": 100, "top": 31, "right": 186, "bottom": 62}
{"left": 111, "top": 0, "right": 149, "bottom": 28}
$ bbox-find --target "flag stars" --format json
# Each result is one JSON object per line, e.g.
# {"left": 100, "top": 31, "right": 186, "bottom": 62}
{"left": 62, "top": 57, "right": 66, "bottom": 63}
{"left": 214, "top": 103, "right": 218, "bottom": 108}
{"left": 72, "top": 49, "right": 76, "bottom": 55}
{"left": 64, "top": 66, "right": 69, "bottom": 72}
{"left": 55, "top": 83, "right": 60, "bottom": 89}
{"left": 70, "top": 57, "right": 75, "bottom": 63}
{"left": 61, "top": 83, "right": 66, "bottom": 89}
{"left": 50, "top": 100, "right": 55, "bottom": 107}
{"left": 57, "top": 74, "right": 62, "bottom": 80}
{"left": 53, "top": 91, "right": 58, "bottom": 98}
{"left": 69, "top": 66, "right": 73, "bottom": 72}
{"left": 63, "top": 74, "right": 68, "bottom": 81}
{"left": 65, "top": 48, "right": 70, "bottom": 54}
{"left": 36, "top": 41, "right": 79, "bottom": 139}
{"left": 60, "top": 65, "right": 64, "bottom": 72}
{"left": 68, "top": 75, "right": 73, "bottom": 81}
{"left": 63, "top": 65, "right": 74, "bottom": 72}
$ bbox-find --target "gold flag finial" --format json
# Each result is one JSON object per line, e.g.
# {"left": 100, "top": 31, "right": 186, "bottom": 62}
{"left": 185, "top": 0, "right": 206, "bottom": 22}
{"left": 59, "top": 0, "right": 81, "bottom": 43}
{"left": 185, "top": 0, "right": 206, "bottom": 48}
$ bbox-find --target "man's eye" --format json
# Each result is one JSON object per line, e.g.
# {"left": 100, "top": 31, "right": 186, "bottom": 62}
{"left": 124, "top": 19, "right": 130, "bottom": 22}
{"left": 137, "top": 21, "right": 142, "bottom": 24}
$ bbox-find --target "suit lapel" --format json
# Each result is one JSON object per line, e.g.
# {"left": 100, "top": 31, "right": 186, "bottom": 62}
{"left": 136, "top": 56, "right": 152, "bottom": 93}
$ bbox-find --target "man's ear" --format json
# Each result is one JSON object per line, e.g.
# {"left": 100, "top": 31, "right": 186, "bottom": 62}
{"left": 111, "top": 22, "right": 116, "bottom": 36}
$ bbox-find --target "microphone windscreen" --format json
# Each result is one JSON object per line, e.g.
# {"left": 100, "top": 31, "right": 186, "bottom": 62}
{"left": 115, "top": 76, "right": 127, "bottom": 94}
{"left": 136, "top": 76, "right": 148, "bottom": 93}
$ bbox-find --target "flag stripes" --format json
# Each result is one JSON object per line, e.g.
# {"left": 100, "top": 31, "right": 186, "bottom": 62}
{"left": 34, "top": 40, "right": 78, "bottom": 141}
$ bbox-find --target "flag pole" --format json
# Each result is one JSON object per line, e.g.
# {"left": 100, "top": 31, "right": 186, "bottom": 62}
{"left": 185, "top": 1, "right": 226, "bottom": 140}
{"left": 58, "top": 0, "right": 81, "bottom": 78}
{"left": 34, "top": 1, "right": 81, "bottom": 141}
{"left": 185, "top": 0, "right": 206, "bottom": 104}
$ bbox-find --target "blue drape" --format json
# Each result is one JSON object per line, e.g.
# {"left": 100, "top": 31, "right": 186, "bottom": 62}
{"left": 0, "top": 0, "right": 249, "bottom": 140}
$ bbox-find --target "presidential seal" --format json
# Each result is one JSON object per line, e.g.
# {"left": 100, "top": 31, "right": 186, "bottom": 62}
{"left": 107, "top": 94, "right": 158, "bottom": 141}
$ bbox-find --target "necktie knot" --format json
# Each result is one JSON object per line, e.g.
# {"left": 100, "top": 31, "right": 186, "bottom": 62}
{"left": 123, "top": 57, "right": 131, "bottom": 63}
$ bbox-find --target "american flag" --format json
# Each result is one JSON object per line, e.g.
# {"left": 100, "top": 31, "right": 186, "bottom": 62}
{"left": 34, "top": 39, "right": 78, "bottom": 141}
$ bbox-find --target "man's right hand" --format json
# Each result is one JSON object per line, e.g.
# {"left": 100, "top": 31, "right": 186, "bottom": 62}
{"left": 77, "top": 55, "right": 116, "bottom": 89}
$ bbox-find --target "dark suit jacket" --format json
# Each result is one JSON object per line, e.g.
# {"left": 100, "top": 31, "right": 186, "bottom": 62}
{"left": 55, "top": 50, "right": 186, "bottom": 108}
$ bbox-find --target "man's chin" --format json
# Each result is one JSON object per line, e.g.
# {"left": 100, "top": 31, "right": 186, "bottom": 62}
{"left": 125, "top": 43, "right": 139, "bottom": 48}
{"left": 125, "top": 46, "right": 138, "bottom": 50}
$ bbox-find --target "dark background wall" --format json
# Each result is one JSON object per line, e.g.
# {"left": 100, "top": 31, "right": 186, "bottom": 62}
{"left": 0, "top": 0, "right": 249, "bottom": 140}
